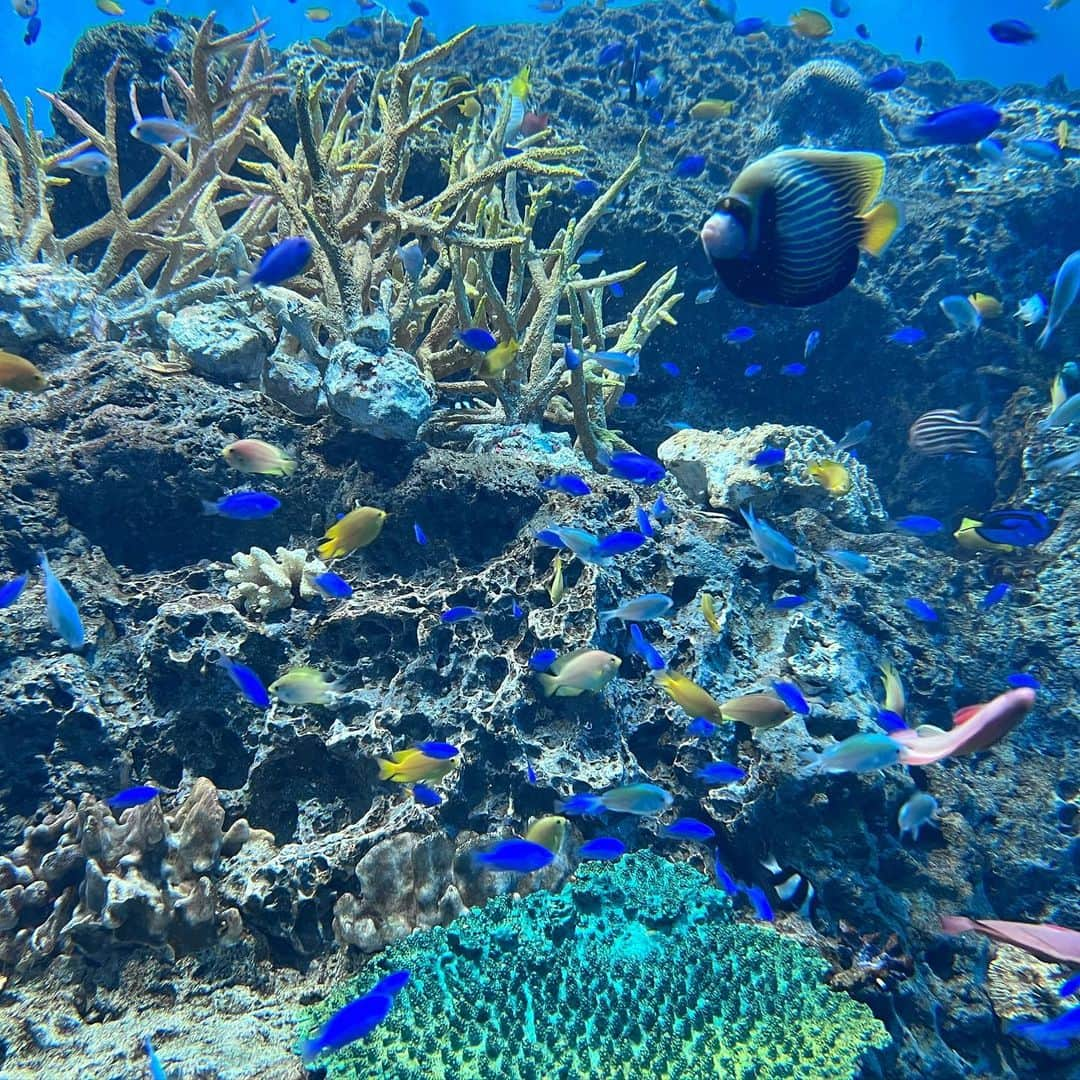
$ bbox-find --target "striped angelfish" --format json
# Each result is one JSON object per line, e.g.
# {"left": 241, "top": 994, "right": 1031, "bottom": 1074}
{"left": 907, "top": 408, "right": 991, "bottom": 455}
{"left": 761, "top": 854, "right": 816, "bottom": 918}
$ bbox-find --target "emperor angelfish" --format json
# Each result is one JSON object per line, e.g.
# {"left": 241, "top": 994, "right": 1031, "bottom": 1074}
{"left": 700, "top": 149, "right": 903, "bottom": 307}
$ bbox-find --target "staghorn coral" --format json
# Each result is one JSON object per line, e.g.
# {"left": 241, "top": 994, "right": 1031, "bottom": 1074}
{"left": 0, "top": 778, "right": 270, "bottom": 973}
{"left": 224, "top": 546, "right": 329, "bottom": 617}
{"left": 300, "top": 851, "right": 890, "bottom": 1079}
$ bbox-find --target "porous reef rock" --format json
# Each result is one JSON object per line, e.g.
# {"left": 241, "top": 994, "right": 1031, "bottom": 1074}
{"left": 0, "top": 261, "right": 100, "bottom": 351}
{"left": 167, "top": 301, "right": 269, "bottom": 383}
{"left": 657, "top": 422, "right": 888, "bottom": 530}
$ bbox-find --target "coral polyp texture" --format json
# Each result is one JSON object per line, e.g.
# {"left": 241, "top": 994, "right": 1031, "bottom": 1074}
{"left": 300, "top": 852, "right": 889, "bottom": 1079}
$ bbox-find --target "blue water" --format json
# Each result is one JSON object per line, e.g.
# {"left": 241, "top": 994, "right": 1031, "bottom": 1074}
{"left": 5, "top": 0, "right": 1080, "bottom": 136}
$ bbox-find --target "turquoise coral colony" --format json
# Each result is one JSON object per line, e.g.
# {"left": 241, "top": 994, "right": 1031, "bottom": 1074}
{"left": 0, "top": 0, "right": 1079, "bottom": 1077}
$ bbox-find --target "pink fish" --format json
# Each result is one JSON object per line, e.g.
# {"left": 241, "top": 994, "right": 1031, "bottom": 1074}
{"left": 889, "top": 687, "right": 1035, "bottom": 765}
{"left": 941, "top": 916, "right": 1080, "bottom": 965}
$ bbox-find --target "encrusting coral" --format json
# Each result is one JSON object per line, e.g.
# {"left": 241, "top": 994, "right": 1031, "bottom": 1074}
{"left": 300, "top": 851, "right": 890, "bottom": 1079}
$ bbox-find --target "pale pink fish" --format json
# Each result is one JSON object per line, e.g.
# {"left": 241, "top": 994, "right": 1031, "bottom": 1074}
{"left": 889, "top": 687, "right": 1035, "bottom": 765}
{"left": 940, "top": 916, "right": 1080, "bottom": 965}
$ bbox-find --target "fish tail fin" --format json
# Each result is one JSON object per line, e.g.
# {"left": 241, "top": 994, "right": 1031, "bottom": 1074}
{"left": 597, "top": 610, "right": 615, "bottom": 625}
{"left": 939, "top": 915, "right": 976, "bottom": 936}
{"left": 300, "top": 1038, "right": 322, "bottom": 1065}
{"left": 1036, "top": 323, "right": 1053, "bottom": 350}
{"left": 316, "top": 539, "right": 337, "bottom": 560}
{"left": 974, "top": 406, "right": 992, "bottom": 438}
{"left": 376, "top": 758, "right": 398, "bottom": 780}
{"left": 200, "top": 500, "right": 219, "bottom": 516}
{"left": 279, "top": 458, "right": 298, "bottom": 477}
{"left": 537, "top": 673, "right": 560, "bottom": 697}
{"left": 860, "top": 200, "right": 903, "bottom": 256}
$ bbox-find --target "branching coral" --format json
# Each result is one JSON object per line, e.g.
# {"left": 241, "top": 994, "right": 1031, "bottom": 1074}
{"left": 224, "top": 545, "right": 328, "bottom": 616}
{"left": 299, "top": 852, "right": 889, "bottom": 1079}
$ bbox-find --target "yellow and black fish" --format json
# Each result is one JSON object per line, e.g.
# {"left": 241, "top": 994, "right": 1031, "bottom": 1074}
{"left": 699, "top": 149, "right": 902, "bottom": 307}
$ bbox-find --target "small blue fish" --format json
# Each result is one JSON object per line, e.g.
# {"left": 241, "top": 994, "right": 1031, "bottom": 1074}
{"left": 597, "top": 41, "right": 625, "bottom": 64}
{"left": 804, "top": 329, "right": 821, "bottom": 358}
{"left": 889, "top": 327, "right": 926, "bottom": 345}
{"left": 0, "top": 573, "right": 27, "bottom": 608}
{"left": 866, "top": 67, "right": 907, "bottom": 92}
{"left": 413, "top": 523, "right": 428, "bottom": 546}
{"left": 557, "top": 793, "right": 606, "bottom": 815}
{"left": 1017, "top": 139, "right": 1064, "bottom": 165}
{"left": 609, "top": 282, "right": 625, "bottom": 298}
{"left": 573, "top": 178, "right": 601, "bottom": 197}
{"left": 1007, "top": 672, "right": 1041, "bottom": 690}
{"left": 660, "top": 361, "right": 680, "bottom": 376}
{"left": 414, "top": 741, "right": 459, "bottom": 759}
{"left": 772, "top": 680, "right": 810, "bottom": 716}
{"left": 313, "top": 571, "right": 353, "bottom": 599}
{"left": 743, "top": 884, "right": 775, "bottom": 921}
{"left": 725, "top": 326, "right": 755, "bottom": 344}
{"left": 629, "top": 623, "right": 666, "bottom": 671}
{"left": 578, "top": 249, "right": 605, "bottom": 265}
{"left": 663, "top": 817, "right": 716, "bottom": 842}
{"left": 772, "top": 595, "right": 807, "bottom": 610}
{"left": 688, "top": 717, "right": 719, "bottom": 737}
{"left": 529, "top": 649, "right": 559, "bottom": 671}
{"left": 1011, "top": 1004, "right": 1080, "bottom": 1050}
{"left": 974, "top": 509, "right": 1052, "bottom": 547}
{"left": 541, "top": 474, "right": 592, "bottom": 497}
{"left": 201, "top": 491, "right": 280, "bottom": 520}
{"left": 525, "top": 755, "right": 537, "bottom": 784}
{"left": 511, "top": 601, "right": 524, "bottom": 619}
{"left": 593, "top": 531, "right": 647, "bottom": 559}
{"left": 635, "top": 506, "right": 654, "bottom": 538}
{"left": 455, "top": 327, "right": 499, "bottom": 351}
{"left": 901, "top": 102, "right": 1001, "bottom": 146}
{"left": 245, "top": 237, "right": 313, "bottom": 287}
{"left": 875, "top": 709, "right": 908, "bottom": 733}
{"left": 301, "top": 981, "right": 404, "bottom": 1063}
{"left": 130, "top": 117, "right": 196, "bottom": 146}
{"left": 603, "top": 450, "right": 666, "bottom": 485}
{"left": 674, "top": 154, "right": 707, "bottom": 178}
{"left": 988, "top": 18, "right": 1037, "bottom": 45}
{"left": 979, "top": 582, "right": 1010, "bottom": 610}
{"left": 578, "top": 837, "right": 626, "bottom": 861}
{"left": 780, "top": 363, "right": 807, "bottom": 376}
{"left": 145, "top": 1037, "right": 166, "bottom": 1080}
{"left": 397, "top": 240, "right": 424, "bottom": 279}
{"left": 652, "top": 495, "right": 672, "bottom": 521}
{"left": 412, "top": 783, "right": 443, "bottom": 807}
{"left": 895, "top": 515, "right": 943, "bottom": 535}
{"left": 441, "top": 606, "right": 482, "bottom": 623}
{"left": 733, "top": 16, "right": 768, "bottom": 34}
{"left": 107, "top": 786, "right": 160, "bottom": 811}
{"left": 905, "top": 598, "right": 939, "bottom": 623}
{"left": 40, "top": 552, "right": 84, "bottom": 649}
{"left": 475, "top": 838, "right": 554, "bottom": 873}
{"left": 744, "top": 363, "right": 763, "bottom": 377}
{"left": 855, "top": 22, "right": 870, "bottom": 39}
{"left": 1060, "top": 974, "right": 1080, "bottom": 998}
{"left": 695, "top": 761, "right": 746, "bottom": 785}
{"left": 589, "top": 350, "right": 639, "bottom": 377}
{"left": 741, "top": 506, "right": 798, "bottom": 571}
{"left": 56, "top": 150, "right": 110, "bottom": 177}
{"left": 713, "top": 854, "right": 739, "bottom": 896}
{"left": 826, "top": 549, "right": 870, "bottom": 573}
{"left": 23, "top": 14, "right": 40, "bottom": 45}
{"left": 695, "top": 285, "right": 719, "bottom": 304}
{"left": 752, "top": 447, "right": 785, "bottom": 467}
{"left": 564, "top": 344, "right": 583, "bottom": 370}
{"left": 618, "top": 392, "right": 638, "bottom": 407}
{"left": 216, "top": 656, "right": 270, "bottom": 709}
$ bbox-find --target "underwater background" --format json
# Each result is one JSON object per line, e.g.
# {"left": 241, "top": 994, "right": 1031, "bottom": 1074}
{"left": 2, "top": 0, "right": 1080, "bottom": 1077}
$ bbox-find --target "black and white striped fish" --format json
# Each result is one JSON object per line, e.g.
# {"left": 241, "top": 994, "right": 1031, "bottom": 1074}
{"left": 907, "top": 408, "right": 991, "bottom": 456}
{"left": 761, "top": 854, "right": 816, "bottom": 918}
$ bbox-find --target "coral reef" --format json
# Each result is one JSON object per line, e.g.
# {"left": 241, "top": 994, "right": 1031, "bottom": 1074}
{"left": 224, "top": 546, "right": 328, "bottom": 617}
{"left": 301, "top": 852, "right": 890, "bottom": 1079}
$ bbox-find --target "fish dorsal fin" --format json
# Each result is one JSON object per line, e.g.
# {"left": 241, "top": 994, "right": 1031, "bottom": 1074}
{"left": 771, "top": 149, "right": 886, "bottom": 214}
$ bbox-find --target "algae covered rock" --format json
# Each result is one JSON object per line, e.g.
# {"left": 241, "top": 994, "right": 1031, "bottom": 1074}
{"left": 300, "top": 851, "right": 889, "bottom": 1079}
{"left": 0, "top": 261, "right": 100, "bottom": 350}
{"left": 168, "top": 301, "right": 267, "bottom": 383}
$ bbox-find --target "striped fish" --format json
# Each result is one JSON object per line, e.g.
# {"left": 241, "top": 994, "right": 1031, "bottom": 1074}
{"left": 761, "top": 854, "right": 816, "bottom": 918}
{"left": 907, "top": 408, "right": 991, "bottom": 455}
{"left": 701, "top": 149, "right": 902, "bottom": 307}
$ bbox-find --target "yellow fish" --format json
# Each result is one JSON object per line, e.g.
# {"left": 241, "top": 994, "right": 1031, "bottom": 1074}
{"left": 305, "top": 6, "right": 333, "bottom": 21}
{"left": 509, "top": 64, "right": 531, "bottom": 101}
{"left": 1058, "top": 120, "right": 1070, "bottom": 149}
{"left": 878, "top": 661, "right": 905, "bottom": 717}
{"left": 222, "top": 438, "right": 296, "bottom": 477}
{"left": 701, "top": 592, "right": 720, "bottom": 633}
{"left": 457, "top": 96, "right": 481, "bottom": 119}
{"left": 537, "top": 649, "right": 620, "bottom": 697}
{"left": 689, "top": 98, "right": 736, "bottom": 120}
{"left": 96, "top": 0, "right": 124, "bottom": 13}
{"left": 718, "top": 694, "right": 792, "bottom": 729}
{"left": 653, "top": 670, "right": 724, "bottom": 722}
{"left": 788, "top": 8, "right": 833, "bottom": 38}
{"left": 808, "top": 459, "right": 851, "bottom": 495}
{"left": 317, "top": 507, "right": 387, "bottom": 560}
{"left": 477, "top": 338, "right": 520, "bottom": 377}
{"left": 525, "top": 815, "right": 568, "bottom": 854}
{"left": 1052, "top": 373, "right": 1068, "bottom": 410}
{"left": 0, "top": 351, "right": 47, "bottom": 393}
{"left": 310, "top": 38, "right": 335, "bottom": 56}
{"left": 953, "top": 516, "right": 1015, "bottom": 554}
{"left": 968, "top": 292, "right": 1003, "bottom": 319}
{"left": 548, "top": 554, "right": 564, "bottom": 605}
{"left": 377, "top": 748, "right": 458, "bottom": 784}
{"left": 269, "top": 667, "right": 338, "bottom": 705}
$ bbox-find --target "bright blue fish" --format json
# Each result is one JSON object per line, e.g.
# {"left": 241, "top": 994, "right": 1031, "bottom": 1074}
{"left": 589, "top": 350, "right": 639, "bottom": 376}
{"left": 593, "top": 531, "right": 647, "bottom": 559}
{"left": 772, "top": 595, "right": 807, "bottom": 610}
{"left": 201, "top": 491, "right": 280, "bottom": 520}
{"left": 772, "top": 680, "right": 809, "bottom": 715}
{"left": 688, "top": 717, "right": 719, "bottom": 737}
{"left": 744, "top": 363, "right": 763, "bottom": 377}
{"left": 557, "top": 793, "right": 606, "bottom": 815}
{"left": 1007, "top": 672, "right": 1041, "bottom": 690}
{"left": 752, "top": 448, "right": 785, "bottom": 467}
{"left": 905, "top": 598, "right": 939, "bottom": 623}
{"left": 1061, "top": 974, "right": 1080, "bottom": 998}
{"left": 875, "top": 709, "right": 908, "bottom": 733}
{"left": 529, "top": 649, "right": 559, "bottom": 671}
{"left": 564, "top": 344, "right": 583, "bottom": 370}
{"left": 414, "top": 741, "right": 459, "bottom": 759}
{"left": 724, "top": 326, "right": 755, "bottom": 344}
{"left": 441, "top": 606, "right": 482, "bottom": 623}
{"left": 413, "top": 523, "right": 428, "bottom": 545}
{"left": 733, "top": 16, "right": 768, "bottom": 33}
{"left": 301, "top": 983, "right": 402, "bottom": 1063}
{"left": 313, "top": 571, "right": 353, "bottom": 599}
{"left": 780, "top": 363, "right": 807, "bottom": 376}
{"left": 40, "top": 552, "right": 84, "bottom": 649}
{"left": 107, "top": 786, "right": 160, "bottom": 811}
{"left": 674, "top": 154, "right": 707, "bottom": 178}
{"left": 713, "top": 854, "right": 739, "bottom": 896}
{"left": 216, "top": 656, "right": 270, "bottom": 708}
{"left": 541, "top": 474, "right": 592, "bottom": 497}
{"left": 603, "top": 451, "right": 666, "bottom": 484}
{"left": 512, "top": 601, "right": 524, "bottom": 619}
{"left": 866, "top": 67, "right": 906, "bottom": 92}
{"left": 895, "top": 515, "right": 943, "bottom": 535}
{"left": 901, "top": 102, "right": 1002, "bottom": 145}
{"left": 889, "top": 327, "right": 926, "bottom": 345}
{"left": 804, "top": 329, "right": 821, "bottom": 358}
{"left": 635, "top": 506, "right": 654, "bottom": 537}
{"left": 245, "top": 237, "right": 313, "bottom": 287}
{"left": 0, "top": 573, "right": 27, "bottom": 609}
{"left": 979, "top": 582, "right": 1010, "bottom": 610}
{"left": 573, "top": 178, "right": 601, "bottom": 197}
{"left": 411, "top": 783, "right": 442, "bottom": 807}
{"left": 609, "top": 282, "right": 625, "bottom": 298}
{"left": 660, "top": 361, "right": 680, "bottom": 376}
{"left": 618, "top": 392, "right": 638, "bottom": 407}
{"left": 578, "top": 836, "right": 626, "bottom": 861}
{"left": 525, "top": 755, "right": 537, "bottom": 784}
{"left": 629, "top": 623, "right": 666, "bottom": 671}
{"left": 1011, "top": 1004, "right": 1080, "bottom": 1050}
{"left": 145, "top": 1037, "right": 166, "bottom": 1080}
{"left": 578, "top": 249, "right": 605, "bottom": 264}
{"left": 743, "top": 884, "right": 775, "bottom": 921}
{"left": 455, "top": 327, "right": 499, "bottom": 351}
{"left": 663, "top": 817, "right": 716, "bottom": 842}
{"left": 695, "top": 762, "right": 746, "bottom": 785}
{"left": 475, "top": 838, "right": 555, "bottom": 872}
{"left": 652, "top": 495, "right": 672, "bottom": 521}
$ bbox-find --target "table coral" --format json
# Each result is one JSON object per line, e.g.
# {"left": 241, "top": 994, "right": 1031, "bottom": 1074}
{"left": 300, "top": 852, "right": 889, "bottom": 1079}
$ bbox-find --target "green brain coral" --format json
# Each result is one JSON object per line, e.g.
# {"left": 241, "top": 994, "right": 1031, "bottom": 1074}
{"left": 300, "top": 851, "right": 889, "bottom": 1079}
